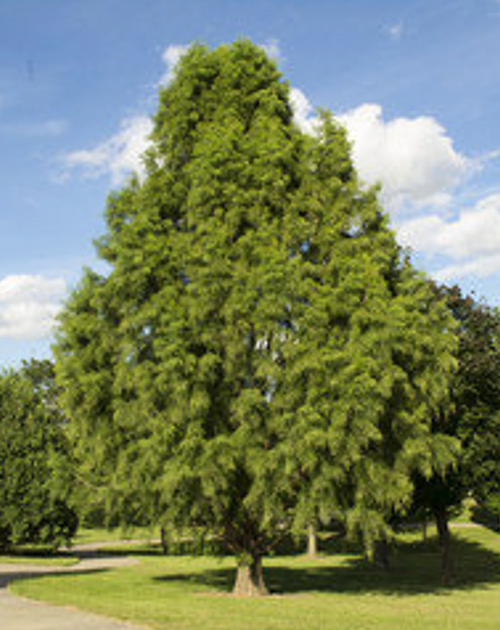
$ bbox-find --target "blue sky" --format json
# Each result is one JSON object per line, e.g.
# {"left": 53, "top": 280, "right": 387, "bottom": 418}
{"left": 1, "top": 0, "right": 500, "bottom": 367}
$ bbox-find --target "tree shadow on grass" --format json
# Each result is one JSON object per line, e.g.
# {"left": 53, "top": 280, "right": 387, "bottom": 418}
{"left": 0, "top": 567, "right": 109, "bottom": 589}
{"left": 471, "top": 504, "right": 500, "bottom": 533}
{"left": 152, "top": 535, "right": 500, "bottom": 596}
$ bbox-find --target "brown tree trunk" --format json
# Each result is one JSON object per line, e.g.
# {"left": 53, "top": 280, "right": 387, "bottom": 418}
{"left": 307, "top": 523, "right": 318, "bottom": 558}
{"left": 374, "top": 538, "right": 390, "bottom": 571}
{"left": 160, "top": 526, "right": 168, "bottom": 555}
{"left": 232, "top": 554, "right": 268, "bottom": 596}
{"left": 422, "top": 519, "right": 428, "bottom": 543}
{"left": 435, "top": 508, "right": 453, "bottom": 585}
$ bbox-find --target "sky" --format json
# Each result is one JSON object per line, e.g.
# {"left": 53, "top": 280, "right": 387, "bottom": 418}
{"left": 1, "top": 0, "right": 500, "bottom": 367}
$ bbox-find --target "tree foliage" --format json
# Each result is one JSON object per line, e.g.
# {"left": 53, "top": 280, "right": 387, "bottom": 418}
{"left": 54, "top": 41, "right": 457, "bottom": 594}
{"left": 407, "top": 285, "right": 500, "bottom": 583}
{"left": 0, "top": 360, "right": 77, "bottom": 550}
{"left": 417, "top": 287, "right": 500, "bottom": 514}
{"left": 449, "top": 288, "right": 500, "bottom": 516}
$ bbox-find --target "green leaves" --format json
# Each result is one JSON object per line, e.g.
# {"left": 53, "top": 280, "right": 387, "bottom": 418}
{"left": 0, "top": 366, "right": 77, "bottom": 549}
{"left": 54, "top": 40, "right": 457, "bottom": 563}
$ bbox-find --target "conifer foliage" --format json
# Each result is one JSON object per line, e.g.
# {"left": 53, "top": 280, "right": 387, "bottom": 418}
{"left": 55, "top": 41, "right": 457, "bottom": 595}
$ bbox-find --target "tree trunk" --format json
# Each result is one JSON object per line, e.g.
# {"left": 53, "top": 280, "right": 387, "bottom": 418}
{"left": 160, "top": 526, "right": 168, "bottom": 555}
{"left": 232, "top": 554, "right": 268, "bottom": 596}
{"left": 435, "top": 508, "right": 453, "bottom": 585}
{"left": 307, "top": 523, "right": 318, "bottom": 558}
{"left": 374, "top": 538, "right": 390, "bottom": 571}
{"left": 422, "top": 519, "right": 427, "bottom": 543}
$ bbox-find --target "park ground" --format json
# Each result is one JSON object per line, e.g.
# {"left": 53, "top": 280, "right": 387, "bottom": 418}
{"left": 2, "top": 523, "right": 499, "bottom": 630}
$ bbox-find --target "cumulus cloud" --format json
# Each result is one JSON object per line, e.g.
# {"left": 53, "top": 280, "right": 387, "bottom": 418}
{"left": 337, "top": 103, "right": 468, "bottom": 212}
{"left": 63, "top": 116, "right": 153, "bottom": 184}
{"left": 434, "top": 254, "right": 500, "bottom": 282}
{"left": 159, "top": 44, "right": 190, "bottom": 85}
{"left": 397, "top": 194, "right": 500, "bottom": 280}
{"left": 398, "top": 194, "right": 500, "bottom": 259}
{"left": 290, "top": 87, "right": 318, "bottom": 136}
{"left": 289, "top": 91, "right": 469, "bottom": 214}
{"left": 291, "top": 88, "right": 500, "bottom": 282}
{"left": 0, "top": 275, "right": 66, "bottom": 340}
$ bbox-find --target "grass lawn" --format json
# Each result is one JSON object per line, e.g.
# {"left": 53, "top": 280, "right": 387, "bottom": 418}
{"left": 11, "top": 526, "right": 500, "bottom": 630}
{"left": 74, "top": 525, "right": 160, "bottom": 545}
{"left": 0, "top": 547, "right": 78, "bottom": 567}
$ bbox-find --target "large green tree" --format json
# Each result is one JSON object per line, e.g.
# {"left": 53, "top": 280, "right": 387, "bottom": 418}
{"left": 55, "top": 41, "right": 457, "bottom": 595}
{"left": 0, "top": 362, "right": 77, "bottom": 551}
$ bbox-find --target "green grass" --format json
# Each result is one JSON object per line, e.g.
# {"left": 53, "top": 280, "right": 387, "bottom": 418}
{"left": 73, "top": 527, "right": 160, "bottom": 545}
{"left": 74, "top": 525, "right": 160, "bottom": 545}
{"left": 11, "top": 526, "right": 500, "bottom": 630}
{"left": 0, "top": 549, "right": 78, "bottom": 567}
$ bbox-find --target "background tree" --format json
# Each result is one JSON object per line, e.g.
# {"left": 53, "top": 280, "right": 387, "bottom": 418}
{"left": 55, "top": 41, "right": 457, "bottom": 595}
{"left": 410, "top": 285, "right": 500, "bottom": 583}
{"left": 0, "top": 364, "right": 77, "bottom": 551}
{"left": 449, "top": 289, "right": 500, "bottom": 523}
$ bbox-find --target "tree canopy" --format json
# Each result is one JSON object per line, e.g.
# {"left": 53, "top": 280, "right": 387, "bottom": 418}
{"left": 0, "top": 360, "right": 77, "bottom": 550}
{"left": 54, "top": 40, "right": 457, "bottom": 595}
{"left": 414, "top": 286, "right": 500, "bottom": 520}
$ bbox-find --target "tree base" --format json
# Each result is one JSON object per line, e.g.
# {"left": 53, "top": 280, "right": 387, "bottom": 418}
{"left": 435, "top": 509, "right": 454, "bottom": 585}
{"left": 232, "top": 558, "right": 269, "bottom": 596}
{"left": 307, "top": 524, "right": 318, "bottom": 559}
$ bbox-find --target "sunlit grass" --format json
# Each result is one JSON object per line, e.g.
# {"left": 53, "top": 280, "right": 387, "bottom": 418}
{"left": 73, "top": 525, "right": 160, "bottom": 545}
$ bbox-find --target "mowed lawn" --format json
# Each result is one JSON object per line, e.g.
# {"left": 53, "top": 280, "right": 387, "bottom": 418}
{"left": 11, "top": 526, "right": 500, "bottom": 630}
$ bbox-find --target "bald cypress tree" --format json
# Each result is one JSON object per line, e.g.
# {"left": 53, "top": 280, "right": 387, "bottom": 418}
{"left": 55, "top": 41, "right": 457, "bottom": 595}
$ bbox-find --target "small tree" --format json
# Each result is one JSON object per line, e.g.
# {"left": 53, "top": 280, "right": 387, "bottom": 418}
{"left": 55, "top": 41, "right": 457, "bottom": 595}
{"left": 0, "top": 364, "right": 77, "bottom": 551}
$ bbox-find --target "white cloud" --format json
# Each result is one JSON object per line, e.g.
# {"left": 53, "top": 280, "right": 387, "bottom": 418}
{"left": 159, "top": 44, "right": 190, "bottom": 85}
{"left": 289, "top": 91, "right": 469, "bottom": 214}
{"left": 434, "top": 253, "right": 500, "bottom": 282}
{"left": 0, "top": 275, "right": 66, "bottom": 340}
{"left": 397, "top": 194, "right": 500, "bottom": 280}
{"left": 63, "top": 116, "right": 153, "bottom": 185}
{"left": 291, "top": 88, "right": 500, "bottom": 282}
{"left": 63, "top": 43, "right": 191, "bottom": 184}
{"left": 290, "top": 87, "right": 318, "bottom": 136}
{"left": 337, "top": 104, "right": 468, "bottom": 213}
{"left": 260, "top": 38, "right": 281, "bottom": 60}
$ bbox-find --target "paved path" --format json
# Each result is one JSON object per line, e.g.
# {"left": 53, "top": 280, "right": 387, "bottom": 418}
{"left": 0, "top": 556, "right": 148, "bottom": 630}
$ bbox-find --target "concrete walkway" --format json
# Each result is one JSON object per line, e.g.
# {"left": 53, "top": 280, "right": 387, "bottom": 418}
{"left": 0, "top": 556, "right": 148, "bottom": 630}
